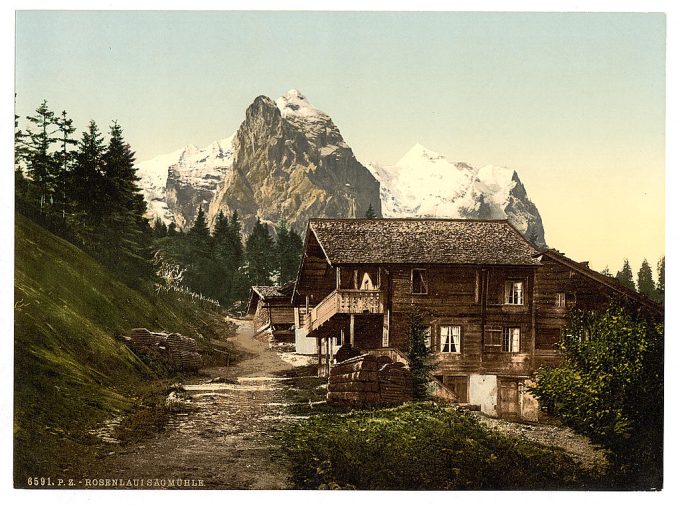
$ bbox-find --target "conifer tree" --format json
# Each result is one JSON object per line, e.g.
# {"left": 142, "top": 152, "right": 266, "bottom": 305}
{"left": 407, "top": 308, "right": 433, "bottom": 400}
{"left": 53, "top": 110, "right": 77, "bottom": 220}
{"left": 189, "top": 206, "right": 210, "bottom": 238}
{"left": 71, "top": 120, "right": 106, "bottom": 245}
{"left": 100, "top": 121, "right": 152, "bottom": 282}
{"left": 284, "top": 227, "right": 303, "bottom": 284}
{"left": 212, "top": 210, "right": 246, "bottom": 303}
{"left": 656, "top": 257, "right": 665, "bottom": 303}
{"left": 14, "top": 108, "right": 32, "bottom": 206}
{"left": 25, "top": 100, "right": 58, "bottom": 214}
{"left": 181, "top": 205, "right": 220, "bottom": 297}
{"left": 273, "top": 220, "right": 304, "bottom": 285}
{"left": 274, "top": 220, "right": 290, "bottom": 284}
{"left": 615, "top": 259, "right": 636, "bottom": 291}
{"left": 245, "top": 218, "right": 275, "bottom": 286}
{"left": 365, "top": 203, "right": 377, "bottom": 219}
{"left": 228, "top": 211, "right": 244, "bottom": 265}
{"left": 226, "top": 211, "right": 247, "bottom": 302}
{"left": 636, "top": 259, "right": 656, "bottom": 299}
{"left": 153, "top": 217, "right": 168, "bottom": 237}
{"left": 14, "top": 101, "right": 29, "bottom": 174}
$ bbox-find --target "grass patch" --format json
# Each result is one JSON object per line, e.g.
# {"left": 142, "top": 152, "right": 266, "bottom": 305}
{"left": 14, "top": 214, "right": 234, "bottom": 484}
{"left": 114, "top": 381, "right": 193, "bottom": 443}
{"left": 276, "top": 402, "right": 599, "bottom": 490}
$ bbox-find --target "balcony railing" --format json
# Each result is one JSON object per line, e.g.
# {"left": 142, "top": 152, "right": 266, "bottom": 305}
{"left": 307, "top": 289, "right": 384, "bottom": 332}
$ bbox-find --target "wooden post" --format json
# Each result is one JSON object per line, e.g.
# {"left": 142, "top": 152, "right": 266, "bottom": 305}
{"left": 336, "top": 267, "right": 340, "bottom": 289}
{"left": 326, "top": 336, "right": 331, "bottom": 376}
{"left": 382, "top": 310, "right": 390, "bottom": 347}
{"left": 349, "top": 314, "right": 355, "bottom": 346}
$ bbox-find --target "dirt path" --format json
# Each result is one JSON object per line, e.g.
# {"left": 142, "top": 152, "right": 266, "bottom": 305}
{"left": 90, "top": 318, "right": 311, "bottom": 489}
{"left": 471, "top": 413, "right": 609, "bottom": 472}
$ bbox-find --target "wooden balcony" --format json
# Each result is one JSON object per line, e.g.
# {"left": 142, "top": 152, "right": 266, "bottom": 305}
{"left": 307, "top": 289, "right": 384, "bottom": 332}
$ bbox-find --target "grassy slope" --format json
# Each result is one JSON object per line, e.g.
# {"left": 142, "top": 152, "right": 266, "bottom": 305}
{"left": 14, "top": 214, "right": 230, "bottom": 482}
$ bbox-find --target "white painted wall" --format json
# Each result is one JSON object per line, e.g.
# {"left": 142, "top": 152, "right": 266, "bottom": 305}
{"left": 469, "top": 374, "right": 498, "bottom": 417}
{"left": 519, "top": 380, "right": 541, "bottom": 422}
{"left": 294, "top": 328, "right": 317, "bottom": 355}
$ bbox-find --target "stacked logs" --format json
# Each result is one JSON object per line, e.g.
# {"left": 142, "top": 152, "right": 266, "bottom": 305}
{"left": 123, "top": 328, "right": 203, "bottom": 372}
{"left": 327, "top": 354, "right": 413, "bottom": 407}
{"left": 377, "top": 360, "right": 413, "bottom": 405}
{"left": 166, "top": 332, "right": 202, "bottom": 371}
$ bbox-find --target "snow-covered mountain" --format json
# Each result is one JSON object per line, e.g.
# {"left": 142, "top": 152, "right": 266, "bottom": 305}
{"left": 366, "top": 144, "right": 545, "bottom": 246}
{"left": 136, "top": 89, "right": 380, "bottom": 232}
{"left": 137, "top": 135, "right": 235, "bottom": 228}
{"left": 135, "top": 90, "right": 544, "bottom": 246}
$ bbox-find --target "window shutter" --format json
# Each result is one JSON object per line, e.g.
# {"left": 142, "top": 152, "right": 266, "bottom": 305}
{"left": 484, "top": 327, "right": 502, "bottom": 351}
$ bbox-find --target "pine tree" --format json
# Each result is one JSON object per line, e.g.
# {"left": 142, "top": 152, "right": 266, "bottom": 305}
{"left": 14, "top": 99, "right": 30, "bottom": 175}
{"left": 245, "top": 218, "right": 275, "bottom": 286}
{"left": 274, "top": 220, "right": 290, "bottom": 284}
{"left": 99, "top": 121, "right": 152, "bottom": 282}
{"left": 228, "top": 211, "right": 244, "bottom": 265}
{"left": 637, "top": 259, "right": 656, "bottom": 299}
{"left": 189, "top": 206, "right": 210, "bottom": 238}
{"left": 153, "top": 217, "right": 168, "bottom": 237}
{"left": 656, "top": 257, "right": 665, "bottom": 303}
{"left": 71, "top": 120, "right": 106, "bottom": 245}
{"left": 287, "top": 228, "right": 303, "bottom": 280}
{"left": 273, "top": 220, "right": 304, "bottom": 285}
{"left": 226, "top": 211, "right": 246, "bottom": 302}
{"left": 102, "top": 121, "right": 147, "bottom": 218}
{"left": 407, "top": 308, "right": 433, "bottom": 400}
{"left": 601, "top": 266, "right": 613, "bottom": 278}
{"left": 615, "top": 259, "right": 636, "bottom": 291}
{"left": 365, "top": 203, "right": 377, "bottom": 219}
{"left": 25, "top": 100, "right": 58, "bottom": 214}
{"left": 53, "top": 110, "right": 77, "bottom": 220}
{"left": 14, "top": 107, "right": 32, "bottom": 208}
{"left": 168, "top": 222, "right": 178, "bottom": 236}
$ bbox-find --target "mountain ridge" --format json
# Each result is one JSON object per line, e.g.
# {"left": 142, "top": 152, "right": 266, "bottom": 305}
{"left": 136, "top": 90, "right": 544, "bottom": 246}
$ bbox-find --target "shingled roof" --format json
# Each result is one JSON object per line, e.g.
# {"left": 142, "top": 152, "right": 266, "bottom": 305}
{"left": 308, "top": 218, "right": 542, "bottom": 265}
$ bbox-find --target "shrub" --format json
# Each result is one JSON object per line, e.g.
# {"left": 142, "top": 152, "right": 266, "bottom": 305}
{"left": 531, "top": 304, "right": 663, "bottom": 489}
{"left": 277, "top": 403, "right": 592, "bottom": 490}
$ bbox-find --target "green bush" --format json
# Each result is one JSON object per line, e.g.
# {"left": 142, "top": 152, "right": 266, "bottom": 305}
{"left": 531, "top": 304, "right": 663, "bottom": 489}
{"left": 277, "top": 403, "right": 592, "bottom": 490}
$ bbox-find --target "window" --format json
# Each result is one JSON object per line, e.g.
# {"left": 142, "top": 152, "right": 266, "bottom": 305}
{"left": 411, "top": 269, "right": 428, "bottom": 294}
{"left": 440, "top": 325, "right": 461, "bottom": 353}
{"left": 504, "top": 281, "right": 524, "bottom": 305}
{"left": 360, "top": 271, "right": 375, "bottom": 290}
{"left": 503, "top": 327, "right": 520, "bottom": 353}
{"left": 556, "top": 292, "right": 566, "bottom": 308}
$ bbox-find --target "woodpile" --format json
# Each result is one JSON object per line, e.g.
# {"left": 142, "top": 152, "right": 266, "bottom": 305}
{"left": 124, "top": 328, "right": 203, "bottom": 372}
{"left": 378, "top": 361, "right": 413, "bottom": 405}
{"left": 327, "top": 354, "right": 413, "bottom": 407}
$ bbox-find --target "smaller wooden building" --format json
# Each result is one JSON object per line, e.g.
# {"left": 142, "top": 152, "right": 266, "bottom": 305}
{"left": 247, "top": 282, "right": 295, "bottom": 342}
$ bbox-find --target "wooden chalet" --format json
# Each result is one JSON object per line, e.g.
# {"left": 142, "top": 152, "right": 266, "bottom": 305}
{"left": 247, "top": 282, "right": 295, "bottom": 342}
{"left": 292, "top": 218, "right": 662, "bottom": 420}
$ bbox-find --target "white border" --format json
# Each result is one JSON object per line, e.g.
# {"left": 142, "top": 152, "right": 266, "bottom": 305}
{"left": 2, "top": 2, "right": 677, "bottom": 506}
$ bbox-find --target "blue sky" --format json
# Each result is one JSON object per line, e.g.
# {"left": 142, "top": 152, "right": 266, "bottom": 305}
{"left": 14, "top": 10, "right": 666, "bottom": 274}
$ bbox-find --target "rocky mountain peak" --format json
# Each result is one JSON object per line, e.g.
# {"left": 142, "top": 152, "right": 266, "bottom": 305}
{"left": 396, "top": 143, "right": 448, "bottom": 167}
{"left": 206, "top": 91, "right": 381, "bottom": 233}
{"left": 136, "top": 90, "right": 544, "bottom": 247}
